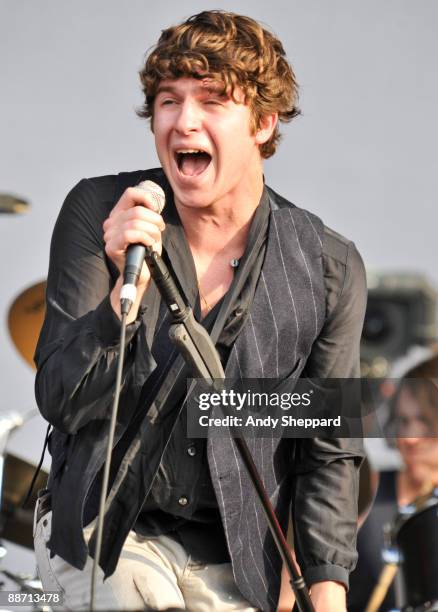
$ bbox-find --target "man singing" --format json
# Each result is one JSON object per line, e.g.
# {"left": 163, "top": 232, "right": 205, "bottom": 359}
{"left": 34, "top": 10, "right": 366, "bottom": 611}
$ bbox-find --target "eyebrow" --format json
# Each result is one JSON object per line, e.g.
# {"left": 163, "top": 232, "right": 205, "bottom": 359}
{"left": 155, "top": 85, "right": 180, "bottom": 95}
{"left": 155, "top": 82, "right": 228, "bottom": 97}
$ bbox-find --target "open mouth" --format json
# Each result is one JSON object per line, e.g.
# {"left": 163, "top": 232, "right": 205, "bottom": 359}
{"left": 175, "top": 149, "right": 212, "bottom": 177}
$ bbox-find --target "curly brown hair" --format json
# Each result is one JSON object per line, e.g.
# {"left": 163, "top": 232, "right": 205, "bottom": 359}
{"left": 137, "top": 10, "right": 300, "bottom": 158}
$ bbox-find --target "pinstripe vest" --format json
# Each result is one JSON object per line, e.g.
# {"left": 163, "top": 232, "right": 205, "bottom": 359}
{"left": 207, "top": 186, "right": 326, "bottom": 611}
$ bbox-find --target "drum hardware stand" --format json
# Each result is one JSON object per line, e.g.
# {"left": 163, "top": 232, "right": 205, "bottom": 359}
{"left": 0, "top": 564, "right": 49, "bottom": 612}
{"left": 0, "top": 412, "right": 47, "bottom": 610}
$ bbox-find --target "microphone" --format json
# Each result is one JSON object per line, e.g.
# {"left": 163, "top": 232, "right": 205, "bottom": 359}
{"left": 120, "top": 180, "right": 165, "bottom": 315}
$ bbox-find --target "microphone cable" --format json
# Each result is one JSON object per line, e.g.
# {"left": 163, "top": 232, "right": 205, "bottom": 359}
{"left": 90, "top": 310, "right": 128, "bottom": 611}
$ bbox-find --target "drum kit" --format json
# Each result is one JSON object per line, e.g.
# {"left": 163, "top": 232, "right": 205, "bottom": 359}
{"left": 363, "top": 486, "right": 438, "bottom": 612}
{"left": 390, "top": 489, "right": 438, "bottom": 612}
{"left": 0, "top": 263, "right": 48, "bottom": 607}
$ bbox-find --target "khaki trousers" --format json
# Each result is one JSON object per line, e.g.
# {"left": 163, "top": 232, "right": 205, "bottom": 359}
{"left": 34, "top": 509, "right": 258, "bottom": 611}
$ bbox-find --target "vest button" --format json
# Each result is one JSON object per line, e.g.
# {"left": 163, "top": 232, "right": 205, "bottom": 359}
{"left": 187, "top": 445, "right": 196, "bottom": 457}
{"left": 178, "top": 496, "right": 188, "bottom": 506}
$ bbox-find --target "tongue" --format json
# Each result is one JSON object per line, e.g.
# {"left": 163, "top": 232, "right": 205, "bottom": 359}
{"left": 180, "top": 153, "right": 211, "bottom": 176}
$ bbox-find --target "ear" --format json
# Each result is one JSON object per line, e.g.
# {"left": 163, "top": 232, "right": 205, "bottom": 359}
{"left": 255, "top": 112, "right": 278, "bottom": 146}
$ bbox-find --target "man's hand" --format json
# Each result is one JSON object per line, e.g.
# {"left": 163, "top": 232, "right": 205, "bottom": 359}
{"left": 310, "top": 581, "right": 347, "bottom": 612}
{"left": 277, "top": 576, "right": 347, "bottom": 611}
{"left": 103, "top": 186, "right": 166, "bottom": 321}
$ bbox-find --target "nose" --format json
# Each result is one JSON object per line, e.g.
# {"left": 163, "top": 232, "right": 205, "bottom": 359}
{"left": 401, "top": 437, "right": 421, "bottom": 447}
{"left": 175, "top": 100, "right": 201, "bottom": 134}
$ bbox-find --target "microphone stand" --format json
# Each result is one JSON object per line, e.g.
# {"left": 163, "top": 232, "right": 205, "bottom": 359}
{"left": 142, "top": 247, "right": 314, "bottom": 612}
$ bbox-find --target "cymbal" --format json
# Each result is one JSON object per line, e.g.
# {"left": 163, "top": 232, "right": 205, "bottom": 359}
{"left": 8, "top": 281, "right": 46, "bottom": 369}
{"left": 0, "top": 193, "right": 29, "bottom": 214}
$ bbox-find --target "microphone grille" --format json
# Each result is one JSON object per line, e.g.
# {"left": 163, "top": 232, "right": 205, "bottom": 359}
{"left": 137, "top": 180, "right": 166, "bottom": 214}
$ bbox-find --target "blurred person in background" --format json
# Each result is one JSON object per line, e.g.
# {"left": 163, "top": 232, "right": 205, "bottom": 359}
{"left": 348, "top": 353, "right": 438, "bottom": 612}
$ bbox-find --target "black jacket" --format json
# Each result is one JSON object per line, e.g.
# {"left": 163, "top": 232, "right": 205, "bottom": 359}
{"left": 35, "top": 168, "right": 367, "bottom": 611}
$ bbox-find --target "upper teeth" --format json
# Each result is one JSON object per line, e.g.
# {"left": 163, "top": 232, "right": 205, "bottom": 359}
{"left": 176, "top": 149, "right": 204, "bottom": 154}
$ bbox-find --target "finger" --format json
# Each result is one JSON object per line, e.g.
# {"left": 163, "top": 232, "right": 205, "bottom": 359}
{"left": 122, "top": 219, "right": 163, "bottom": 243}
{"left": 105, "top": 231, "right": 155, "bottom": 255}
{"left": 104, "top": 218, "right": 163, "bottom": 246}
{"left": 106, "top": 202, "right": 165, "bottom": 234}
{"left": 102, "top": 217, "right": 111, "bottom": 232}
{"left": 103, "top": 207, "right": 165, "bottom": 237}
{"left": 109, "top": 186, "right": 165, "bottom": 218}
{"left": 122, "top": 206, "right": 166, "bottom": 231}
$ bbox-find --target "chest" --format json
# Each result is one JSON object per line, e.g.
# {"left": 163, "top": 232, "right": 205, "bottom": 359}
{"left": 192, "top": 252, "right": 238, "bottom": 318}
